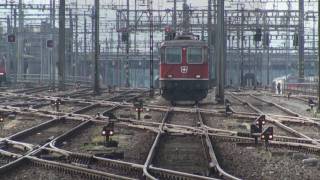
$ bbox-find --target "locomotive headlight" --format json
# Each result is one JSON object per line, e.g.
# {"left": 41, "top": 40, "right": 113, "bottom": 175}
{"left": 168, "top": 75, "right": 173, "bottom": 78}
{"left": 196, "top": 75, "right": 201, "bottom": 79}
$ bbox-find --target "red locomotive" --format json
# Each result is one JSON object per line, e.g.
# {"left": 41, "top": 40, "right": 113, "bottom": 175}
{"left": 159, "top": 33, "right": 209, "bottom": 102}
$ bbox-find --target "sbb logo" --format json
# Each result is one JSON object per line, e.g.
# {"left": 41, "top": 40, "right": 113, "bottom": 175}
{"left": 181, "top": 66, "right": 188, "bottom": 74}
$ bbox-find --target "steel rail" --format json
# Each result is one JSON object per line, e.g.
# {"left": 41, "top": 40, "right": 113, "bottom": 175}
{"left": 197, "top": 109, "right": 241, "bottom": 180}
{"left": 230, "top": 93, "right": 320, "bottom": 146}
{"left": 143, "top": 109, "right": 170, "bottom": 180}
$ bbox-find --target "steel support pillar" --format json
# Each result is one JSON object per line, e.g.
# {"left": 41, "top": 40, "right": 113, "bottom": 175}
{"left": 173, "top": 0, "right": 177, "bottom": 31}
{"left": 208, "top": 0, "right": 213, "bottom": 87}
{"left": 75, "top": 3, "right": 79, "bottom": 80}
{"left": 84, "top": 14, "right": 87, "bottom": 78}
{"left": 125, "top": 0, "right": 130, "bottom": 87}
{"left": 17, "top": 0, "right": 23, "bottom": 81}
{"left": 318, "top": 0, "right": 320, "bottom": 111}
{"left": 69, "top": 9, "right": 73, "bottom": 79}
{"left": 240, "top": 7, "right": 244, "bottom": 86}
{"left": 94, "top": 0, "right": 100, "bottom": 95}
{"left": 51, "top": 0, "right": 56, "bottom": 89}
{"left": 215, "top": 0, "right": 225, "bottom": 103}
{"left": 149, "top": 0, "right": 154, "bottom": 97}
{"left": 298, "top": 0, "right": 304, "bottom": 80}
{"left": 58, "top": 0, "right": 66, "bottom": 90}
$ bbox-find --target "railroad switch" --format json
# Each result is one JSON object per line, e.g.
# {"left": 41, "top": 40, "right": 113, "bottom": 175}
{"left": 45, "top": 136, "right": 55, "bottom": 143}
{"left": 0, "top": 141, "right": 8, "bottom": 149}
{"left": 134, "top": 100, "right": 144, "bottom": 120}
{"left": 96, "top": 152, "right": 124, "bottom": 159}
{"left": 95, "top": 112, "right": 101, "bottom": 120}
{"left": 105, "top": 112, "right": 117, "bottom": 120}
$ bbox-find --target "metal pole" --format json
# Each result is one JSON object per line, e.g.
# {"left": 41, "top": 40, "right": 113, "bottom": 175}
{"left": 49, "top": 0, "right": 52, "bottom": 85}
{"left": 267, "top": 45, "right": 270, "bottom": 86}
{"left": 298, "top": 0, "right": 304, "bottom": 80}
{"left": 84, "top": 13, "right": 87, "bottom": 78}
{"left": 149, "top": 0, "right": 154, "bottom": 97}
{"left": 134, "top": 0, "right": 137, "bottom": 53}
{"left": 75, "top": 2, "right": 79, "bottom": 81}
{"left": 286, "top": 2, "right": 290, "bottom": 80}
{"left": 125, "top": 0, "right": 130, "bottom": 87}
{"left": 94, "top": 0, "right": 100, "bottom": 95}
{"left": 240, "top": 7, "right": 244, "bottom": 86}
{"left": 6, "top": 15, "right": 11, "bottom": 77}
{"left": 173, "top": 0, "right": 177, "bottom": 31}
{"left": 116, "top": 11, "right": 120, "bottom": 86}
{"left": 318, "top": 0, "right": 320, "bottom": 111}
{"left": 13, "top": 8, "right": 17, "bottom": 83}
{"left": 52, "top": 0, "right": 56, "bottom": 90}
{"left": 248, "top": 36, "right": 251, "bottom": 74}
{"left": 58, "top": 0, "right": 66, "bottom": 90}
{"left": 208, "top": 0, "right": 213, "bottom": 87}
{"left": 69, "top": 9, "right": 73, "bottom": 81}
{"left": 215, "top": 0, "right": 225, "bottom": 103}
{"left": 17, "top": 0, "right": 23, "bottom": 81}
{"left": 182, "top": 1, "right": 190, "bottom": 33}
{"left": 201, "top": 10, "right": 205, "bottom": 41}
{"left": 255, "top": 14, "right": 259, "bottom": 86}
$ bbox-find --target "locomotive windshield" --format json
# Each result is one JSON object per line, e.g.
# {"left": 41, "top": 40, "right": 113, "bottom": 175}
{"left": 187, "top": 48, "right": 203, "bottom": 64}
{"left": 165, "top": 48, "right": 181, "bottom": 64}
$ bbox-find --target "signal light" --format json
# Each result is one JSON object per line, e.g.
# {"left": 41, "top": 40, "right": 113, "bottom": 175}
{"left": 293, "top": 33, "right": 298, "bottom": 47}
{"left": 133, "top": 100, "right": 144, "bottom": 120}
{"left": 165, "top": 27, "right": 170, "bottom": 32}
{"left": 47, "top": 40, "right": 54, "bottom": 48}
{"left": 122, "top": 32, "right": 129, "bottom": 42}
{"left": 102, "top": 130, "right": 106, "bottom": 136}
{"left": 7, "top": 34, "right": 15, "bottom": 43}
{"left": 261, "top": 127, "right": 273, "bottom": 141}
{"left": 254, "top": 115, "right": 266, "bottom": 133}
{"left": 254, "top": 28, "right": 262, "bottom": 42}
{"left": 164, "top": 26, "right": 175, "bottom": 41}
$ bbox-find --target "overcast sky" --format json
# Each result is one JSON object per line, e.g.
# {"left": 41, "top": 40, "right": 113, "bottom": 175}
{"left": 1, "top": 0, "right": 313, "bottom": 12}
{"left": 15, "top": 0, "right": 310, "bottom": 11}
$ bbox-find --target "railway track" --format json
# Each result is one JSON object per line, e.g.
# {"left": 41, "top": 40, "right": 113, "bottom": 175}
{"left": 9, "top": 118, "right": 82, "bottom": 145}
{"left": 107, "top": 90, "right": 145, "bottom": 102}
{"left": 1, "top": 88, "right": 320, "bottom": 179}
{"left": 229, "top": 93, "right": 320, "bottom": 145}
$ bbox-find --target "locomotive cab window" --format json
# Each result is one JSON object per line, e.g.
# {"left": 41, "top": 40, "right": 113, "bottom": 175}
{"left": 165, "top": 47, "right": 181, "bottom": 64}
{"left": 187, "top": 47, "right": 203, "bottom": 64}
